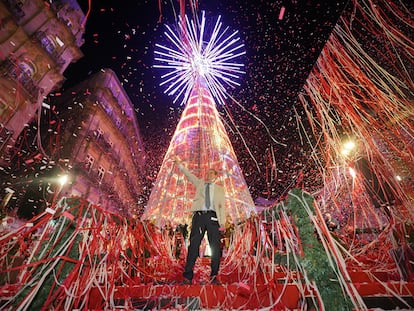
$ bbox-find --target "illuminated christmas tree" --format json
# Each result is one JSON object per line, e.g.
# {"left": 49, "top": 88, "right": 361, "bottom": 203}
{"left": 142, "top": 12, "right": 255, "bottom": 227}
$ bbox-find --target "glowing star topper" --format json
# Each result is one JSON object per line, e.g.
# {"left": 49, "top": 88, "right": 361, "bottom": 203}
{"left": 154, "top": 11, "right": 246, "bottom": 106}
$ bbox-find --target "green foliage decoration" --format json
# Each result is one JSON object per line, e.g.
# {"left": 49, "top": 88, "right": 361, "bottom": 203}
{"left": 285, "top": 188, "right": 353, "bottom": 311}
{"left": 11, "top": 202, "right": 81, "bottom": 309}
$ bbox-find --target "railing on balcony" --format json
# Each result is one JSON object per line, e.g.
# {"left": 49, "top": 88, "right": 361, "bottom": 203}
{"left": 4, "top": 0, "right": 25, "bottom": 21}
{"left": 86, "top": 131, "right": 121, "bottom": 166}
{"left": 73, "top": 163, "right": 140, "bottom": 215}
{"left": 33, "top": 31, "right": 66, "bottom": 69}
{"left": 0, "top": 58, "right": 41, "bottom": 100}
{"left": 72, "top": 163, "right": 130, "bottom": 216}
{"left": 93, "top": 93, "right": 143, "bottom": 167}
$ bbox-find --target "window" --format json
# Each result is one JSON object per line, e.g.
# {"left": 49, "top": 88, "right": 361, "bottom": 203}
{"left": 98, "top": 166, "right": 105, "bottom": 182}
{"left": 55, "top": 35, "right": 64, "bottom": 47}
{"left": 85, "top": 154, "right": 94, "bottom": 172}
{"left": 18, "top": 60, "right": 36, "bottom": 78}
{"left": 96, "top": 128, "right": 104, "bottom": 139}
{"left": 65, "top": 18, "right": 73, "bottom": 28}
{"left": 104, "top": 105, "right": 113, "bottom": 115}
{"left": 16, "top": 0, "right": 27, "bottom": 7}
{"left": 40, "top": 34, "right": 56, "bottom": 54}
{"left": 0, "top": 98, "right": 8, "bottom": 115}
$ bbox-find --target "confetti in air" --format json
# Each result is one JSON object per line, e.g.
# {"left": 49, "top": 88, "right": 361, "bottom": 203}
{"left": 154, "top": 10, "right": 246, "bottom": 106}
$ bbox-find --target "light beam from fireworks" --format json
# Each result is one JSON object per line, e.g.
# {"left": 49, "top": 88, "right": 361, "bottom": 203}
{"left": 154, "top": 10, "right": 246, "bottom": 106}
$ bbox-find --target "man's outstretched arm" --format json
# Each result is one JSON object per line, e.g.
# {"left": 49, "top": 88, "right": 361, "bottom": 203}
{"left": 174, "top": 156, "right": 199, "bottom": 184}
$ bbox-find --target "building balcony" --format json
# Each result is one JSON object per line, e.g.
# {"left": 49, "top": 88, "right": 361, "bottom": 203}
{"left": 33, "top": 31, "right": 66, "bottom": 69}
{"left": 0, "top": 58, "right": 41, "bottom": 100}
{"left": 85, "top": 131, "right": 121, "bottom": 165}
{"left": 4, "top": 0, "right": 25, "bottom": 21}
{"left": 95, "top": 135, "right": 112, "bottom": 153}
{"left": 72, "top": 163, "right": 129, "bottom": 215}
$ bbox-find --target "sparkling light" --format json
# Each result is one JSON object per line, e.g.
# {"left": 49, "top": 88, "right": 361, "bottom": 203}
{"left": 341, "top": 140, "right": 356, "bottom": 156}
{"left": 349, "top": 167, "right": 356, "bottom": 178}
{"left": 58, "top": 174, "right": 68, "bottom": 186}
{"left": 154, "top": 11, "right": 245, "bottom": 106}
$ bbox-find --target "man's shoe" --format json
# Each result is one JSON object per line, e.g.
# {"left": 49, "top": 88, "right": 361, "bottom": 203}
{"left": 181, "top": 278, "right": 192, "bottom": 285}
{"left": 210, "top": 276, "right": 221, "bottom": 285}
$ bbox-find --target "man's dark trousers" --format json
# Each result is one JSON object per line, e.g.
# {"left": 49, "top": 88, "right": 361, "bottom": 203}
{"left": 183, "top": 211, "right": 221, "bottom": 281}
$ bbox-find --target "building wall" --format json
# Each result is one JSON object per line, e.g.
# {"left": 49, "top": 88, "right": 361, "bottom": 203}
{"left": 56, "top": 69, "right": 146, "bottom": 217}
{"left": 0, "top": 0, "right": 84, "bottom": 162}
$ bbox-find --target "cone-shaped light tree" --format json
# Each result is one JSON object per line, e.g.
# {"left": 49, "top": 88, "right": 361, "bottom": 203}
{"left": 142, "top": 11, "right": 255, "bottom": 227}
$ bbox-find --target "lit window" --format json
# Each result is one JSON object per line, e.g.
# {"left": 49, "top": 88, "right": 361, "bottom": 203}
{"left": 98, "top": 166, "right": 105, "bottom": 181}
{"left": 85, "top": 154, "right": 94, "bottom": 172}
{"left": 55, "top": 35, "right": 64, "bottom": 47}
{"left": 18, "top": 60, "right": 36, "bottom": 78}
{"left": 40, "top": 35, "right": 56, "bottom": 54}
{"left": 97, "top": 128, "right": 104, "bottom": 139}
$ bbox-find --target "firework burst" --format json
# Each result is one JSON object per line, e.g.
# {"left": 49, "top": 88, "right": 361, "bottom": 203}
{"left": 154, "top": 10, "right": 246, "bottom": 106}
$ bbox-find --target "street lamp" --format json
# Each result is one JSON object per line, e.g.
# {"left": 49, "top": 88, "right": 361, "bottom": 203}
{"left": 341, "top": 140, "right": 356, "bottom": 156}
{"left": 58, "top": 175, "right": 68, "bottom": 187}
{"left": 51, "top": 174, "right": 69, "bottom": 207}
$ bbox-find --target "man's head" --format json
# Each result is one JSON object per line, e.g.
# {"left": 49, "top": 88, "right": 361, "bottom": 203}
{"left": 206, "top": 169, "right": 218, "bottom": 182}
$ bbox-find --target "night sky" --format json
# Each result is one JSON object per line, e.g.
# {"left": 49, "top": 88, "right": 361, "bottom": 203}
{"left": 62, "top": 0, "right": 349, "bottom": 200}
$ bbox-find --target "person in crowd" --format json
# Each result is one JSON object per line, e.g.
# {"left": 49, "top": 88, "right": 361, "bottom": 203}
{"left": 224, "top": 214, "right": 235, "bottom": 251}
{"left": 324, "top": 213, "right": 339, "bottom": 231}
